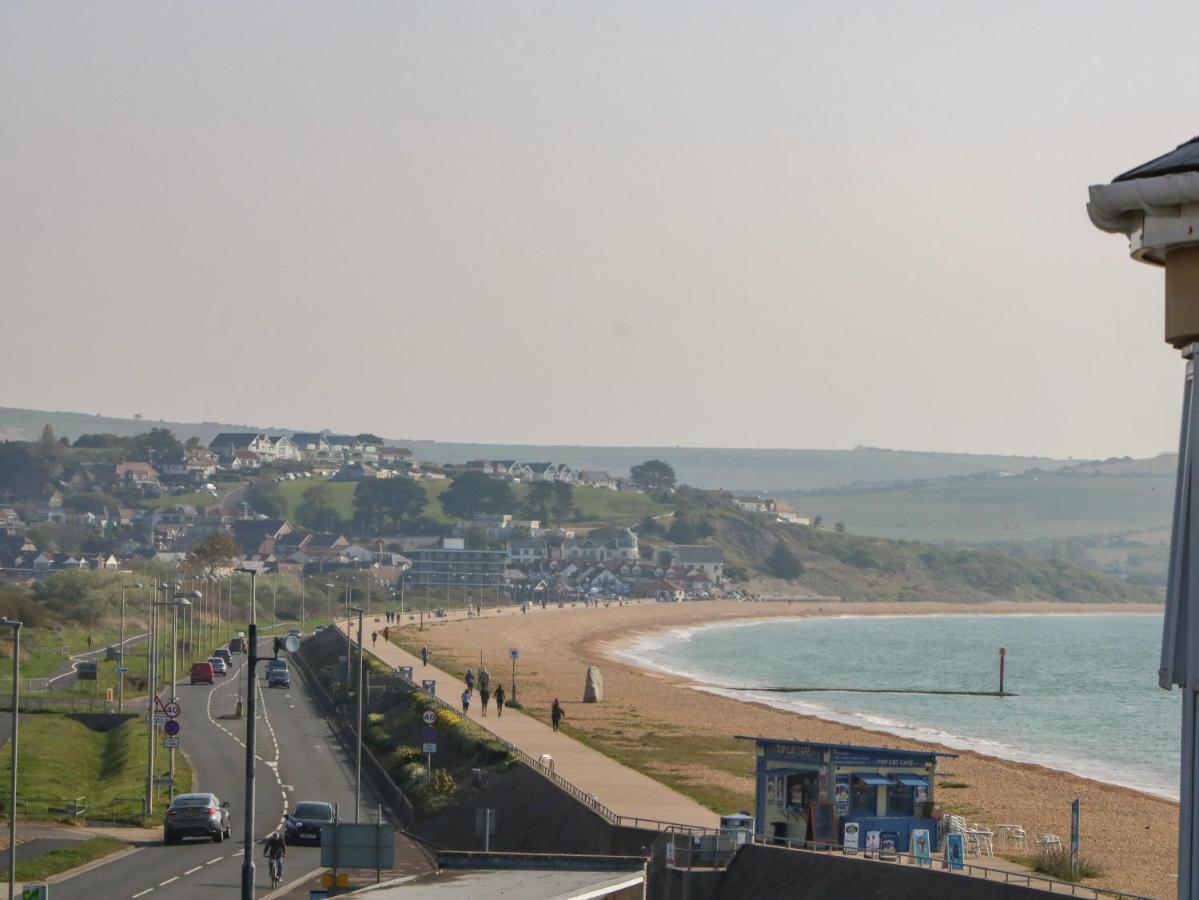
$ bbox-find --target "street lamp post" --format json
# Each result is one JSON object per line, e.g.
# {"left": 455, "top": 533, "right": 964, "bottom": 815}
{"left": 168, "top": 594, "right": 195, "bottom": 797}
{"left": 351, "top": 606, "right": 365, "bottom": 822}
{"left": 1088, "top": 140, "right": 1199, "bottom": 899}
{"left": 325, "top": 583, "right": 335, "bottom": 627}
{"left": 235, "top": 566, "right": 260, "bottom": 900}
{"left": 118, "top": 579, "right": 144, "bottom": 713}
{"left": 0, "top": 617, "right": 21, "bottom": 900}
{"left": 345, "top": 576, "right": 353, "bottom": 684}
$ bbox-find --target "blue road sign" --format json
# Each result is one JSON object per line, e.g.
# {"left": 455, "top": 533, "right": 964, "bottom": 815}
{"left": 421, "top": 725, "right": 438, "bottom": 743}
{"left": 114, "top": 666, "right": 128, "bottom": 673}
{"left": 163, "top": 719, "right": 180, "bottom": 737}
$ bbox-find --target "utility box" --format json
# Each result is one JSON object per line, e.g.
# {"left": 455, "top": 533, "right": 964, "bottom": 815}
{"left": 397, "top": 666, "right": 413, "bottom": 683}
{"left": 421, "top": 679, "right": 436, "bottom": 697}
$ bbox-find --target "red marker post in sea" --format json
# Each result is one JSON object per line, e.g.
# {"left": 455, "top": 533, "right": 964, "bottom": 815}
{"left": 999, "top": 647, "right": 1006, "bottom": 696}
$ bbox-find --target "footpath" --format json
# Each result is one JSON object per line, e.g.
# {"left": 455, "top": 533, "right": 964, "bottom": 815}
{"left": 334, "top": 621, "right": 718, "bottom": 830}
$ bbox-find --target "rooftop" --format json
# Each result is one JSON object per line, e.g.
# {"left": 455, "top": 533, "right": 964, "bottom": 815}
{"left": 1114, "top": 135, "right": 1199, "bottom": 182}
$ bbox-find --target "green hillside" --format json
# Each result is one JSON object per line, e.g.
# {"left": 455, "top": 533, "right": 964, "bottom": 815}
{"left": 274, "top": 478, "right": 669, "bottom": 528}
{"left": 0, "top": 405, "right": 1067, "bottom": 492}
{"left": 777, "top": 467, "right": 1175, "bottom": 544}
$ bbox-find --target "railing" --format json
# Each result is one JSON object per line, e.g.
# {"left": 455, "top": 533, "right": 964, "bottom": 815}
{"left": 100, "top": 796, "right": 147, "bottom": 827}
{"left": 752, "top": 835, "right": 1155, "bottom": 900}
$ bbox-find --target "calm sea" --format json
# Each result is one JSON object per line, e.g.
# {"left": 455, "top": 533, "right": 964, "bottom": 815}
{"left": 618, "top": 613, "right": 1180, "bottom": 799}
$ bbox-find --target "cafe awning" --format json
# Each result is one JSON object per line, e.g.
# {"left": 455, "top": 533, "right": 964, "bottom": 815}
{"left": 891, "top": 774, "right": 930, "bottom": 788}
{"left": 852, "top": 773, "right": 892, "bottom": 786}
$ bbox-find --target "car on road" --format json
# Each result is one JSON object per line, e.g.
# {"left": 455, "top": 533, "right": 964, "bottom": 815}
{"left": 207, "top": 656, "right": 228, "bottom": 676}
{"left": 284, "top": 800, "right": 336, "bottom": 845}
{"left": 190, "top": 661, "right": 214, "bottom": 684}
{"left": 163, "top": 792, "right": 231, "bottom": 844}
{"left": 229, "top": 636, "right": 246, "bottom": 654}
{"left": 212, "top": 648, "right": 232, "bottom": 665}
{"left": 267, "top": 662, "right": 290, "bottom": 688}
{"left": 288, "top": 628, "right": 303, "bottom": 639}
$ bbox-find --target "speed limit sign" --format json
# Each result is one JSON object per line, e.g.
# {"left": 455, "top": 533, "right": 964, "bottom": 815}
{"left": 422, "top": 710, "right": 437, "bottom": 725}
{"left": 164, "top": 700, "right": 182, "bottom": 719}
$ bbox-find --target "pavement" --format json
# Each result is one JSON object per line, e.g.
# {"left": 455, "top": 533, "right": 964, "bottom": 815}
{"left": 336, "top": 618, "right": 719, "bottom": 830}
{"left": 25, "top": 635, "right": 430, "bottom": 899}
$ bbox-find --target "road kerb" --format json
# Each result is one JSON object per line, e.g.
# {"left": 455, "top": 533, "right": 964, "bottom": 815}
{"left": 262, "top": 865, "right": 325, "bottom": 900}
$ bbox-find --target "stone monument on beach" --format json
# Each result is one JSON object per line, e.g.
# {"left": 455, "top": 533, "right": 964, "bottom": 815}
{"left": 583, "top": 665, "right": 603, "bottom": 703}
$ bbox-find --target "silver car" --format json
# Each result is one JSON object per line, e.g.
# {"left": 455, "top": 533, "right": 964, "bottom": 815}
{"left": 164, "top": 792, "right": 231, "bottom": 844}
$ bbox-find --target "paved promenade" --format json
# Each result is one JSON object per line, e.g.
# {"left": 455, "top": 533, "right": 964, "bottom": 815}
{"left": 335, "top": 620, "right": 718, "bottom": 829}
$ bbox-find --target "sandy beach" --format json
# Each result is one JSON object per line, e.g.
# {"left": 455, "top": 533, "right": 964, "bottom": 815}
{"left": 400, "top": 599, "right": 1175, "bottom": 899}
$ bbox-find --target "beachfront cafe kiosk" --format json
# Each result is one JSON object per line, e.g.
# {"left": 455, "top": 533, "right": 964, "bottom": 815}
{"left": 739, "top": 736, "right": 955, "bottom": 854}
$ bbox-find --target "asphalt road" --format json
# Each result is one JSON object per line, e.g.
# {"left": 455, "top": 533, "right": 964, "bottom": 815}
{"left": 47, "top": 632, "right": 148, "bottom": 691}
{"left": 51, "top": 638, "right": 378, "bottom": 899}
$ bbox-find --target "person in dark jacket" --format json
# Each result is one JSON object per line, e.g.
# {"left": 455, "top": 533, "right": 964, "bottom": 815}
{"left": 551, "top": 698, "right": 565, "bottom": 732}
{"left": 494, "top": 684, "right": 505, "bottom": 717}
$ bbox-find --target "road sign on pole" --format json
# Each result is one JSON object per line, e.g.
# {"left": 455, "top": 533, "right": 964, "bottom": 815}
{"left": 422, "top": 710, "right": 437, "bottom": 725}
{"left": 164, "top": 719, "right": 180, "bottom": 737}
{"left": 114, "top": 666, "right": 128, "bottom": 674}
{"left": 164, "top": 736, "right": 180, "bottom": 749}
{"left": 164, "top": 700, "right": 181, "bottom": 719}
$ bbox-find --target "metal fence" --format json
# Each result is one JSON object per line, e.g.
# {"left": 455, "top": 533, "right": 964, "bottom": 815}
{"left": 0, "top": 795, "right": 88, "bottom": 822}
{"left": 751, "top": 836, "right": 1155, "bottom": 900}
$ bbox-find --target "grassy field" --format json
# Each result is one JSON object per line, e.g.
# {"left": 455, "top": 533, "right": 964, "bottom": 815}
{"left": 275, "top": 477, "right": 668, "bottom": 529}
{"left": 777, "top": 470, "right": 1175, "bottom": 545}
{"left": 9, "top": 836, "right": 129, "bottom": 881}
{"left": 0, "top": 715, "right": 193, "bottom": 822}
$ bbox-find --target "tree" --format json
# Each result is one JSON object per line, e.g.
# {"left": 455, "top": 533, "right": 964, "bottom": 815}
{"left": 353, "top": 478, "right": 427, "bottom": 532}
{"left": 637, "top": 516, "right": 660, "bottom": 536}
{"left": 551, "top": 481, "right": 574, "bottom": 525}
{"left": 295, "top": 483, "right": 343, "bottom": 532}
{"left": 523, "top": 482, "right": 555, "bottom": 522}
{"left": 128, "top": 428, "right": 183, "bottom": 462}
{"left": 766, "top": 541, "right": 803, "bottom": 580}
{"left": 245, "top": 479, "right": 287, "bottom": 518}
{"left": 355, "top": 433, "right": 384, "bottom": 446}
{"left": 834, "top": 522, "right": 846, "bottom": 533}
{"left": 667, "top": 512, "right": 697, "bottom": 544}
{"left": 440, "top": 471, "right": 515, "bottom": 520}
{"left": 35, "top": 424, "right": 64, "bottom": 474}
{"left": 0, "top": 442, "right": 45, "bottom": 500}
{"left": 190, "top": 532, "right": 239, "bottom": 576}
{"left": 630, "top": 460, "right": 676, "bottom": 492}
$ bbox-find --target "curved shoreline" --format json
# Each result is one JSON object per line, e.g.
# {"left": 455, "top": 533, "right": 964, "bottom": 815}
{"left": 416, "top": 598, "right": 1176, "bottom": 898}
{"left": 608, "top": 608, "right": 1176, "bottom": 800}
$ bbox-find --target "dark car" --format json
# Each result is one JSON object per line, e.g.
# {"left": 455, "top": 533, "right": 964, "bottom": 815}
{"left": 190, "top": 661, "right": 214, "bottom": 684}
{"left": 212, "top": 648, "right": 233, "bottom": 665}
{"left": 267, "top": 666, "right": 291, "bottom": 688}
{"left": 164, "top": 792, "right": 231, "bottom": 844}
{"left": 284, "top": 801, "right": 336, "bottom": 845}
{"left": 228, "top": 636, "right": 246, "bottom": 654}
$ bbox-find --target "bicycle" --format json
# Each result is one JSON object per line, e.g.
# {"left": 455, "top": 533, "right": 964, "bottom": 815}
{"left": 268, "top": 855, "right": 283, "bottom": 888}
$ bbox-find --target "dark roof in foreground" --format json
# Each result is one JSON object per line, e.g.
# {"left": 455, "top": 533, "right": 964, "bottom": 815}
{"left": 1114, "top": 135, "right": 1199, "bottom": 182}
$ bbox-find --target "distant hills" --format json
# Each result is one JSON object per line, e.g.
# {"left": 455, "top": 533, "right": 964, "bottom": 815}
{"left": 779, "top": 455, "right": 1177, "bottom": 545}
{"left": 0, "top": 406, "right": 1064, "bottom": 493}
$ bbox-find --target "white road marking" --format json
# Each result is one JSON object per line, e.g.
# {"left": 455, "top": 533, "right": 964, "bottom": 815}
{"left": 158, "top": 877, "right": 178, "bottom": 886}
{"left": 206, "top": 856, "right": 223, "bottom": 864}
{"left": 184, "top": 866, "right": 202, "bottom": 874}
{"left": 132, "top": 890, "right": 154, "bottom": 898}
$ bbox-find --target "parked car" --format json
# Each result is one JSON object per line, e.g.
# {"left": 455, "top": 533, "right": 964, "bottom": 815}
{"left": 190, "top": 661, "right": 214, "bottom": 685}
{"left": 164, "top": 792, "right": 231, "bottom": 844}
{"left": 212, "top": 648, "right": 233, "bottom": 665}
{"left": 267, "top": 666, "right": 291, "bottom": 688}
{"left": 284, "top": 800, "right": 336, "bottom": 844}
{"left": 207, "top": 656, "right": 228, "bottom": 676}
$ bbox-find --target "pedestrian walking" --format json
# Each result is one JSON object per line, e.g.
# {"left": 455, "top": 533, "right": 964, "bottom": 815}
{"left": 551, "top": 698, "right": 565, "bottom": 732}
{"left": 383, "top": 626, "right": 390, "bottom": 642}
{"left": 421, "top": 645, "right": 429, "bottom": 667}
{"left": 371, "top": 631, "right": 378, "bottom": 647}
{"left": 480, "top": 686, "right": 490, "bottom": 715}
{"left": 478, "top": 665, "right": 490, "bottom": 692}
{"left": 494, "top": 684, "right": 505, "bottom": 717}
{"left": 461, "top": 689, "right": 471, "bottom": 714}
{"left": 86, "top": 634, "right": 93, "bottom": 651}
{"left": 465, "top": 668, "right": 475, "bottom": 694}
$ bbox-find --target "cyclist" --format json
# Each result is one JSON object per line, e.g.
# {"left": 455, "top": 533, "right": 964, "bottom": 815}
{"left": 263, "top": 830, "right": 287, "bottom": 886}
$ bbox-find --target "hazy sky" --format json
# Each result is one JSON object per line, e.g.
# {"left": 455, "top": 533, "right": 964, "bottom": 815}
{"left": 3, "top": 2, "right": 1197, "bottom": 458}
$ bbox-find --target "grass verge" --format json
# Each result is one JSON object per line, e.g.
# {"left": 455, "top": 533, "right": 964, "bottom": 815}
{"left": 11, "top": 835, "right": 128, "bottom": 881}
{"left": 0, "top": 715, "right": 192, "bottom": 822}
